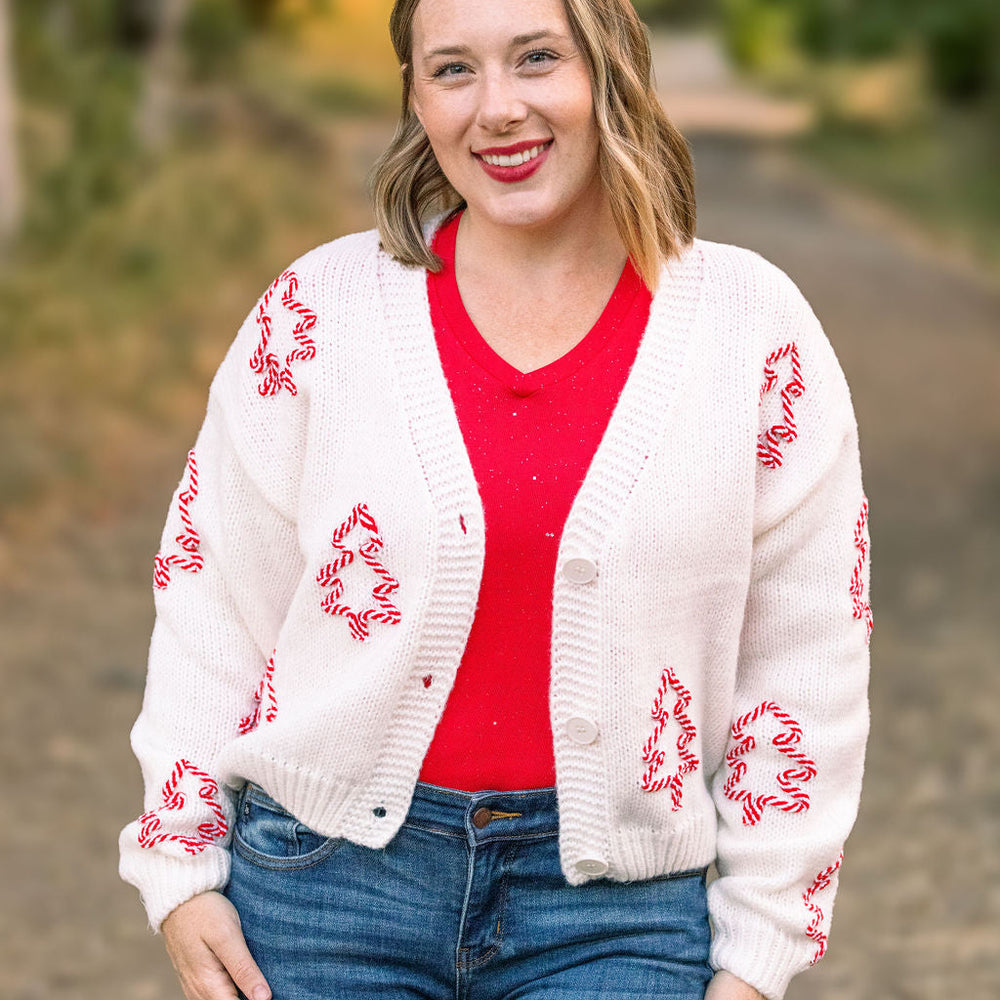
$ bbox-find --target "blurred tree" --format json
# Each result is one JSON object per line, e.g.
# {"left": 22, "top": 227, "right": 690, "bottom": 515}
{"left": 136, "top": 0, "right": 192, "bottom": 149}
{"left": 0, "top": 0, "right": 21, "bottom": 249}
{"left": 182, "top": 0, "right": 249, "bottom": 79}
{"left": 114, "top": 0, "right": 159, "bottom": 50}
{"left": 723, "top": 0, "right": 999, "bottom": 105}
{"left": 920, "top": 2, "right": 997, "bottom": 104}
{"left": 241, "top": 0, "right": 283, "bottom": 27}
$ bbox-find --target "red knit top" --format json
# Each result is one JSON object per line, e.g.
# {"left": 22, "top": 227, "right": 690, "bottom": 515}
{"left": 419, "top": 212, "right": 652, "bottom": 790}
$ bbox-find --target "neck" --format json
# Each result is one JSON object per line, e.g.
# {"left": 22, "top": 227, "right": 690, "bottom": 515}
{"left": 455, "top": 193, "right": 626, "bottom": 286}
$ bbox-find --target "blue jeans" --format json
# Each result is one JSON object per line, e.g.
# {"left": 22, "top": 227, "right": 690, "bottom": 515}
{"left": 226, "top": 781, "right": 712, "bottom": 999}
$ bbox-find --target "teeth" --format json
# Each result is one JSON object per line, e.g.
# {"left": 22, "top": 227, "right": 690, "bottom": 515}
{"left": 482, "top": 144, "right": 546, "bottom": 167}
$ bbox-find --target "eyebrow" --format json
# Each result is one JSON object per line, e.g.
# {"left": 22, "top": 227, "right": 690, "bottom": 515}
{"left": 422, "top": 30, "right": 568, "bottom": 61}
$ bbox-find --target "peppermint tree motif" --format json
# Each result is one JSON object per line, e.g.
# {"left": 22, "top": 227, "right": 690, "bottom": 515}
{"left": 317, "top": 503, "right": 402, "bottom": 642}
{"left": 722, "top": 701, "right": 817, "bottom": 826}
{"left": 239, "top": 651, "right": 278, "bottom": 734}
{"left": 640, "top": 667, "right": 700, "bottom": 809}
{"left": 804, "top": 852, "right": 844, "bottom": 964}
{"left": 153, "top": 449, "right": 204, "bottom": 590}
{"left": 249, "top": 269, "right": 317, "bottom": 397}
{"left": 137, "top": 759, "right": 228, "bottom": 855}
{"left": 758, "top": 342, "right": 805, "bottom": 468}
{"left": 851, "top": 498, "right": 873, "bottom": 644}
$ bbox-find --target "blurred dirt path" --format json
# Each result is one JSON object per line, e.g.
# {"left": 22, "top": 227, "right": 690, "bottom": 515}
{"left": 3, "top": 34, "right": 999, "bottom": 1000}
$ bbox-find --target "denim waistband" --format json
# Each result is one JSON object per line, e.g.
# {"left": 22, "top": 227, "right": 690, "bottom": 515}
{"left": 404, "top": 781, "right": 559, "bottom": 842}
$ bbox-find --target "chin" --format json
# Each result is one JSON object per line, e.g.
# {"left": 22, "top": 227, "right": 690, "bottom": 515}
{"left": 469, "top": 194, "right": 578, "bottom": 232}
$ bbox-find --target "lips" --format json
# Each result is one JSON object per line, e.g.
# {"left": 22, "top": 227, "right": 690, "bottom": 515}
{"left": 473, "top": 140, "right": 553, "bottom": 183}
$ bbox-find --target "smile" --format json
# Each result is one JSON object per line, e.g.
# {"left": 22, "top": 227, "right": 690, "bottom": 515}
{"left": 473, "top": 140, "right": 554, "bottom": 184}
{"left": 479, "top": 143, "right": 549, "bottom": 167}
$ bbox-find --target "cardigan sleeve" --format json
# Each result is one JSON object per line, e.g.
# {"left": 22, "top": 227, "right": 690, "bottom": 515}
{"left": 707, "top": 279, "right": 871, "bottom": 998}
{"left": 118, "top": 271, "right": 311, "bottom": 931}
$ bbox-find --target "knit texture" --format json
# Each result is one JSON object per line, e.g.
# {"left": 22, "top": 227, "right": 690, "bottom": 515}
{"left": 119, "top": 228, "right": 870, "bottom": 1000}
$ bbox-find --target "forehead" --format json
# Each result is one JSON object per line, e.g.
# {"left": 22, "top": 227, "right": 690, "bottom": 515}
{"left": 411, "top": 0, "right": 572, "bottom": 52}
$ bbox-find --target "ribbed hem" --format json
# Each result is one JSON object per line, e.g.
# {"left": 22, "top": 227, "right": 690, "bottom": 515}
{"left": 216, "top": 749, "right": 361, "bottom": 842}
{"left": 611, "top": 812, "right": 717, "bottom": 881}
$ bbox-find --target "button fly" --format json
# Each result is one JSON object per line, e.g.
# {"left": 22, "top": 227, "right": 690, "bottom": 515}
{"left": 472, "top": 807, "right": 493, "bottom": 829}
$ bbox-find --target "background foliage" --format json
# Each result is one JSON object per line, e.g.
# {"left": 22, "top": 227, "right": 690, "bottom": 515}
{"left": 1, "top": 0, "right": 997, "bottom": 572}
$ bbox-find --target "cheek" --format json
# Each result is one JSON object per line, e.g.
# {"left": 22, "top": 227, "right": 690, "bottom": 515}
{"left": 553, "top": 76, "right": 598, "bottom": 144}
{"left": 413, "top": 94, "right": 467, "bottom": 150}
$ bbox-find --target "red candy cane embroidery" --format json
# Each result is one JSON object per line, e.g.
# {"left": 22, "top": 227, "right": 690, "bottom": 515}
{"left": 249, "top": 270, "right": 317, "bottom": 397}
{"left": 317, "top": 503, "right": 402, "bottom": 642}
{"left": 758, "top": 342, "right": 805, "bottom": 468}
{"left": 153, "top": 450, "right": 204, "bottom": 590}
{"left": 723, "top": 701, "right": 817, "bottom": 826}
{"left": 804, "top": 852, "right": 843, "bottom": 964}
{"left": 137, "top": 759, "right": 229, "bottom": 855}
{"left": 851, "top": 498, "right": 873, "bottom": 644}
{"left": 640, "top": 667, "right": 700, "bottom": 809}
{"left": 239, "top": 651, "right": 278, "bottom": 734}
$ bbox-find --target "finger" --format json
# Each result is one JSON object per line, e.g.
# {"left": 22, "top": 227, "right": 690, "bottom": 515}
{"left": 209, "top": 927, "right": 271, "bottom": 1000}
{"left": 167, "top": 933, "right": 240, "bottom": 1000}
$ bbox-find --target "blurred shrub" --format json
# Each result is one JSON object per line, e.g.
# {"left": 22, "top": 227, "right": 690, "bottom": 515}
{"left": 922, "top": 5, "right": 997, "bottom": 104}
{"left": 718, "top": 0, "right": 999, "bottom": 106}
{"left": 182, "top": 0, "right": 251, "bottom": 80}
{"left": 720, "top": 0, "right": 799, "bottom": 74}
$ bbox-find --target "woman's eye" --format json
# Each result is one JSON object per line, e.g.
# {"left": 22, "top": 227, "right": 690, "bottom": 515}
{"left": 523, "top": 49, "right": 557, "bottom": 68}
{"left": 432, "top": 63, "right": 469, "bottom": 79}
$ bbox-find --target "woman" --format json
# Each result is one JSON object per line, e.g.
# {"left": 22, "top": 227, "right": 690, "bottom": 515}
{"left": 119, "top": 1, "right": 871, "bottom": 999}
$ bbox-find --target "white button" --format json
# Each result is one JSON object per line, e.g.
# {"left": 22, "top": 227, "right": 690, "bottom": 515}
{"left": 566, "top": 717, "right": 599, "bottom": 745}
{"left": 562, "top": 558, "right": 597, "bottom": 584}
{"left": 576, "top": 858, "right": 609, "bottom": 877}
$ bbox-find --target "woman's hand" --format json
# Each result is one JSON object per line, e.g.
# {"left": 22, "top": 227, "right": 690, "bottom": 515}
{"left": 162, "top": 891, "right": 271, "bottom": 1000}
{"left": 705, "top": 969, "right": 767, "bottom": 1000}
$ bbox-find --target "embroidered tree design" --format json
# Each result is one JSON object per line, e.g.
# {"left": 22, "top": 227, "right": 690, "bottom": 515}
{"left": 153, "top": 449, "right": 204, "bottom": 590}
{"left": 722, "top": 701, "right": 817, "bottom": 826}
{"left": 239, "top": 651, "right": 278, "bottom": 734}
{"left": 640, "top": 667, "right": 700, "bottom": 810}
{"left": 249, "top": 269, "right": 317, "bottom": 397}
{"left": 137, "top": 759, "right": 229, "bottom": 855}
{"left": 317, "top": 503, "right": 402, "bottom": 642}
{"left": 758, "top": 342, "right": 805, "bottom": 468}
{"left": 804, "top": 852, "right": 843, "bottom": 964}
{"left": 851, "top": 498, "right": 873, "bottom": 644}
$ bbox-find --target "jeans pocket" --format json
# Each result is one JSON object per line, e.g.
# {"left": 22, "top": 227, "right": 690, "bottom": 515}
{"left": 233, "top": 783, "right": 343, "bottom": 870}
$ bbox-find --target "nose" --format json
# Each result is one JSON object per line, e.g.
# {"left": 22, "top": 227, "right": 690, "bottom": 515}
{"left": 475, "top": 67, "right": 527, "bottom": 134}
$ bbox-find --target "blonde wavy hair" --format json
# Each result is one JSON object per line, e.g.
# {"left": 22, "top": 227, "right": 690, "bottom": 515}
{"left": 370, "top": 0, "right": 695, "bottom": 291}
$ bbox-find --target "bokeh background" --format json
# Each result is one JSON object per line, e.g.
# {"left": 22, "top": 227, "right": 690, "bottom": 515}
{"left": 1, "top": 1, "right": 998, "bottom": 997}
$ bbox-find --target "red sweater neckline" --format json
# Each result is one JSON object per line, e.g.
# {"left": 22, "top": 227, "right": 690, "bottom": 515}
{"left": 429, "top": 212, "right": 647, "bottom": 397}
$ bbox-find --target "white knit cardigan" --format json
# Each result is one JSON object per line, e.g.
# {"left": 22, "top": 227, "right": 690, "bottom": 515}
{"left": 119, "top": 228, "right": 871, "bottom": 1000}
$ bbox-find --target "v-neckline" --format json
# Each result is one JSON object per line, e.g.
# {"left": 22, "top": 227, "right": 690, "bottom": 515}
{"left": 430, "top": 213, "right": 647, "bottom": 398}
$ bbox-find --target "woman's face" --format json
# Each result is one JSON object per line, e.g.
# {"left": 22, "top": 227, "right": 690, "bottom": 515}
{"left": 409, "top": 0, "right": 604, "bottom": 235}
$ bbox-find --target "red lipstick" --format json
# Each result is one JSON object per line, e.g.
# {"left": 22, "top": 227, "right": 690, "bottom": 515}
{"left": 474, "top": 139, "right": 553, "bottom": 184}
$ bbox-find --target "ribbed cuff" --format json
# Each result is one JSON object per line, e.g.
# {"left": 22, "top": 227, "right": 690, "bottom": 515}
{"left": 710, "top": 920, "right": 806, "bottom": 1000}
{"left": 119, "top": 825, "right": 232, "bottom": 932}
